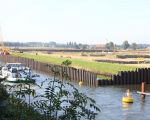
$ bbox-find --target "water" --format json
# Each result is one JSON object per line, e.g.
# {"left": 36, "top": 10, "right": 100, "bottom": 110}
{"left": 87, "top": 86, "right": 150, "bottom": 120}
{"left": 34, "top": 71, "right": 150, "bottom": 120}
{"left": 5, "top": 71, "right": 150, "bottom": 120}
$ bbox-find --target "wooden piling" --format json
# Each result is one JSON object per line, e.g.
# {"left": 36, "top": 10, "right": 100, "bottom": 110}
{"left": 141, "top": 82, "right": 145, "bottom": 99}
{"left": 147, "top": 68, "right": 150, "bottom": 84}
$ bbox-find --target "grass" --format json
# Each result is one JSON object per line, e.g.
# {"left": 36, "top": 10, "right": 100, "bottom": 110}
{"left": 97, "top": 75, "right": 111, "bottom": 80}
{"left": 12, "top": 52, "right": 137, "bottom": 74}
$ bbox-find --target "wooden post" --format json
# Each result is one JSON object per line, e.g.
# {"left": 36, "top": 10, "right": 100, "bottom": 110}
{"left": 133, "top": 71, "right": 136, "bottom": 84}
{"left": 141, "top": 82, "right": 145, "bottom": 99}
{"left": 148, "top": 68, "right": 150, "bottom": 84}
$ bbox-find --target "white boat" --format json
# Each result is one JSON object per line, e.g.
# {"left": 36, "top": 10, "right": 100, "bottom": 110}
{"left": 0, "top": 63, "right": 35, "bottom": 83}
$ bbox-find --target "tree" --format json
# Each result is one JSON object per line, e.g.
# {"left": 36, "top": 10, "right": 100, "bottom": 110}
{"left": 31, "top": 65, "right": 100, "bottom": 119}
{"left": 131, "top": 43, "right": 137, "bottom": 50}
{"left": 122, "top": 40, "right": 130, "bottom": 50}
{"left": 74, "top": 44, "right": 80, "bottom": 49}
{"left": 1, "top": 65, "right": 100, "bottom": 120}
{"left": 33, "top": 78, "right": 100, "bottom": 120}
{"left": 105, "top": 41, "right": 115, "bottom": 50}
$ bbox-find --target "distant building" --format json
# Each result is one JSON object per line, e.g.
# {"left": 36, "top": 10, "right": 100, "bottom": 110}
{"left": 89, "top": 44, "right": 106, "bottom": 50}
{"left": 95, "top": 44, "right": 106, "bottom": 49}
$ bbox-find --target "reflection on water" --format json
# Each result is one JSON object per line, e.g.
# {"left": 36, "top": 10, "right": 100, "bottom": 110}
{"left": 35, "top": 72, "right": 150, "bottom": 120}
{"left": 122, "top": 102, "right": 133, "bottom": 110}
{"left": 4, "top": 71, "right": 150, "bottom": 120}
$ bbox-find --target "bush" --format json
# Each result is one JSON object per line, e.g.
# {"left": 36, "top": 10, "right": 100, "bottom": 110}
{"left": 0, "top": 66, "right": 100, "bottom": 120}
{"left": 61, "top": 59, "right": 72, "bottom": 66}
{"left": 32, "top": 79, "right": 100, "bottom": 120}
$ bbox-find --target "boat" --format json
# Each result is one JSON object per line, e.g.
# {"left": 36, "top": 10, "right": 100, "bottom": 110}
{"left": 122, "top": 89, "right": 134, "bottom": 103}
{"left": 0, "top": 63, "right": 35, "bottom": 83}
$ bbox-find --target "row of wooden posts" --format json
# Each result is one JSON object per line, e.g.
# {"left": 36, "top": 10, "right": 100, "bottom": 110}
{"left": 99, "top": 68, "right": 150, "bottom": 86}
{"left": 0, "top": 55, "right": 98, "bottom": 87}
{"left": 0, "top": 55, "right": 150, "bottom": 87}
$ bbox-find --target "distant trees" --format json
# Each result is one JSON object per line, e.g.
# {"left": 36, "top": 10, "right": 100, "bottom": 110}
{"left": 105, "top": 42, "right": 115, "bottom": 50}
{"left": 131, "top": 43, "right": 137, "bottom": 50}
{"left": 3, "top": 41, "right": 149, "bottom": 50}
{"left": 122, "top": 41, "right": 138, "bottom": 50}
{"left": 66, "top": 42, "right": 89, "bottom": 49}
{"left": 122, "top": 40, "right": 130, "bottom": 50}
{"left": 105, "top": 41, "right": 139, "bottom": 50}
{"left": 49, "top": 41, "right": 56, "bottom": 47}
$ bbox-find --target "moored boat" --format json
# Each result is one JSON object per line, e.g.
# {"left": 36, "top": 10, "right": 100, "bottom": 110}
{"left": 0, "top": 63, "right": 35, "bottom": 83}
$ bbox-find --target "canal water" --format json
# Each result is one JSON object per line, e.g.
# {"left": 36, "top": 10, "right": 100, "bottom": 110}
{"left": 4, "top": 71, "right": 150, "bottom": 120}
{"left": 32, "top": 71, "right": 150, "bottom": 120}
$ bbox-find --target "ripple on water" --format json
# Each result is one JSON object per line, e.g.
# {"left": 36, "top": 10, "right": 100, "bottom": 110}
{"left": 7, "top": 70, "right": 150, "bottom": 120}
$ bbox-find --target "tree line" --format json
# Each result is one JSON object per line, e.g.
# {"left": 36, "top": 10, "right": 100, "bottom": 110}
{"left": 4, "top": 41, "right": 89, "bottom": 50}
{"left": 3, "top": 41, "right": 149, "bottom": 50}
{"left": 105, "top": 40, "right": 148, "bottom": 50}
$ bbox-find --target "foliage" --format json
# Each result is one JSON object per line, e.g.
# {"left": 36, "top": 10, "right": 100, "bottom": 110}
{"left": 122, "top": 40, "right": 130, "bottom": 50}
{"left": 131, "top": 43, "right": 137, "bottom": 50}
{"left": 1, "top": 97, "right": 44, "bottom": 120}
{"left": 0, "top": 66, "right": 100, "bottom": 120}
{"left": 0, "top": 80, "right": 40, "bottom": 120}
{"left": 105, "top": 42, "right": 115, "bottom": 50}
{"left": 33, "top": 79, "right": 100, "bottom": 120}
{"left": 0, "top": 83, "right": 9, "bottom": 101}
{"left": 66, "top": 42, "right": 89, "bottom": 49}
{"left": 61, "top": 59, "right": 72, "bottom": 66}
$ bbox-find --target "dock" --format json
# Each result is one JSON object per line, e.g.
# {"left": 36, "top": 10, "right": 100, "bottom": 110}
{"left": 137, "top": 91, "right": 150, "bottom": 96}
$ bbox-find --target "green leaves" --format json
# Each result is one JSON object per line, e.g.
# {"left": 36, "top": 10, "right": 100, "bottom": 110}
{"left": 61, "top": 59, "right": 72, "bottom": 66}
{"left": 32, "top": 76, "right": 100, "bottom": 120}
{"left": 0, "top": 65, "right": 100, "bottom": 120}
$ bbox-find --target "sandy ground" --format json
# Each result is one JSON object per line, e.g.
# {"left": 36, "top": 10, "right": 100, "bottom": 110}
{"left": 31, "top": 51, "right": 150, "bottom": 68}
{"left": 126, "top": 63, "right": 150, "bottom": 68}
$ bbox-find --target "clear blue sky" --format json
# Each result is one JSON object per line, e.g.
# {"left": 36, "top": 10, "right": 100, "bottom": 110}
{"left": 0, "top": 0, "right": 150, "bottom": 44}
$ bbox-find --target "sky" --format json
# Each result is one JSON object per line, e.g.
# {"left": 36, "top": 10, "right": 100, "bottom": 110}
{"left": 0, "top": 0, "right": 150, "bottom": 44}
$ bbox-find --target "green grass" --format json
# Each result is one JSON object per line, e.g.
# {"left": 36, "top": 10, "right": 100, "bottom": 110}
{"left": 97, "top": 75, "right": 111, "bottom": 80}
{"left": 12, "top": 52, "right": 137, "bottom": 74}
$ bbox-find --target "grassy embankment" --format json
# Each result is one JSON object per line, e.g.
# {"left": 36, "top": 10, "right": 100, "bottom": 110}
{"left": 12, "top": 52, "right": 137, "bottom": 79}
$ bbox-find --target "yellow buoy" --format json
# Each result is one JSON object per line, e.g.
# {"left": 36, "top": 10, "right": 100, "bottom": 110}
{"left": 122, "top": 89, "right": 134, "bottom": 103}
{"left": 79, "top": 81, "right": 83, "bottom": 86}
{"left": 122, "top": 96, "right": 134, "bottom": 103}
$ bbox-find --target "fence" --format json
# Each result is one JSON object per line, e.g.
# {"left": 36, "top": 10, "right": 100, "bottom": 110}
{"left": 98, "top": 68, "right": 150, "bottom": 86}
{"left": 0, "top": 55, "right": 98, "bottom": 87}
{"left": 0, "top": 55, "right": 150, "bottom": 86}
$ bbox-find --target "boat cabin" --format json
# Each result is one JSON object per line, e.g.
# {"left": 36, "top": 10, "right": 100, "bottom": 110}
{"left": 5, "top": 63, "right": 26, "bottom": 71}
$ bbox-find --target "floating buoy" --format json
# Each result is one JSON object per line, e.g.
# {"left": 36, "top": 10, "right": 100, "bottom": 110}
{"left": 122, "top": 89, "right": 134, "bottom": 103}
{"left": 122, "top": 96, "right": 134, "bottom": 103}
{"left": 79, "top": 81, "right": 83, "bottom": 86}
